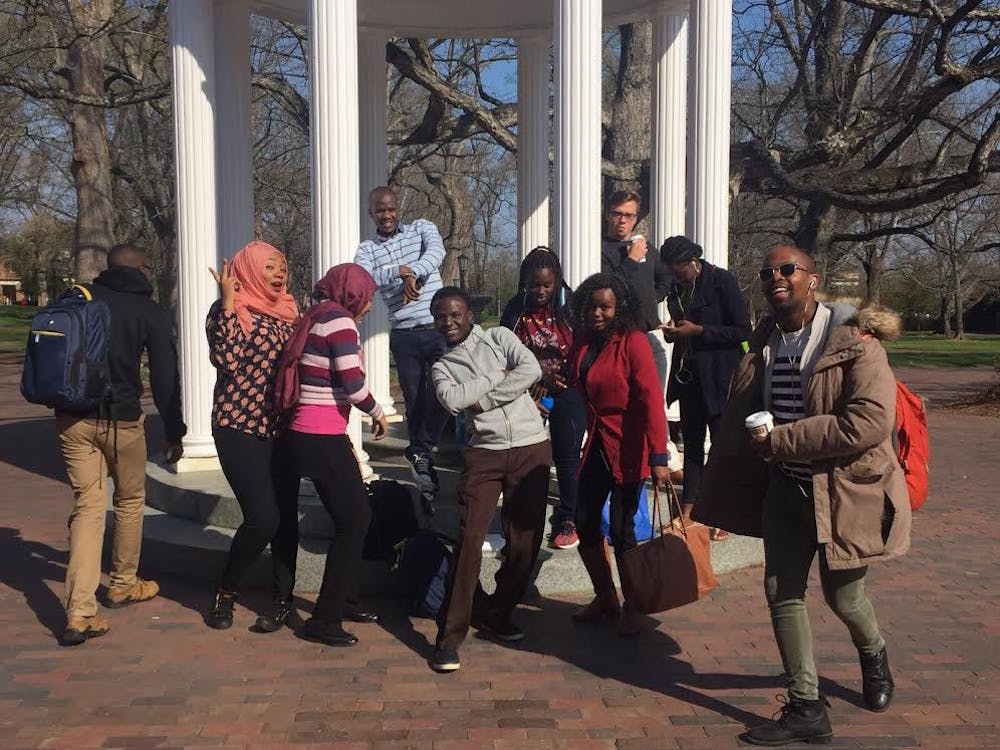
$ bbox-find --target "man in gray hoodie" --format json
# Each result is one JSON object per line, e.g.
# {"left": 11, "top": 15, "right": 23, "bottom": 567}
{"left": 428, "top": 287, "right": 552, "bottom": 673}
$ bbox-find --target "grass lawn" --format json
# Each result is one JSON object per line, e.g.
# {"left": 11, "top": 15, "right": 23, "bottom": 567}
{"left": 0, "top": 306, "right": 35, "bottom": 356}
{"left": 885, "top": 333, "right": 1000, "bottom": 369}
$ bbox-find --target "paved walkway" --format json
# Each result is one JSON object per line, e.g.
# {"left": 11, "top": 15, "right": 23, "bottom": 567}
{"left": 1, "top": 359, "right": 997, "bottom": 749}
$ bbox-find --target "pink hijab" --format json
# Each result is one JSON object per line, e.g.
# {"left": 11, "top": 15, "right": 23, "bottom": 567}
{"left": 272, "top": 263, "right": 377, "bottom": 414}
{"left": 230, "top": 241, "right": 299, "bottom": 335}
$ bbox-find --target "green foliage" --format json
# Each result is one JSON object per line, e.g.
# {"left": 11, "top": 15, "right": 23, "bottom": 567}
{"left": 0, "top": 305, "right": 35, "bottom": 356}
{"left": 885, "top": 333, "right": 1000, "bottom": 369}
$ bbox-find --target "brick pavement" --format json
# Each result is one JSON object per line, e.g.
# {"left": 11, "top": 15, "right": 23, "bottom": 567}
{"left": 1, "top": 355, "right": 997, "bottom": 750}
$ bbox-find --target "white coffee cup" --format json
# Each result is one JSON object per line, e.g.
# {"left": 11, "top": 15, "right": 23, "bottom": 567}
{"left": 745, "top": 411, "right": 774, "bottom": 440}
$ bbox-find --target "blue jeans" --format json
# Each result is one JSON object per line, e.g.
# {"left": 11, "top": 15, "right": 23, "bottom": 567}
{"left": 547, "top": 387, "right": 586, "bottom": 528}
{"left": 390, "top": 326, "right": 448, "bottom": 455}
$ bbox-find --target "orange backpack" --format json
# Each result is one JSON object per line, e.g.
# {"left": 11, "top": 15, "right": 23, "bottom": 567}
{"left": 894, "top": 381, "right": 930, "bottom": 511}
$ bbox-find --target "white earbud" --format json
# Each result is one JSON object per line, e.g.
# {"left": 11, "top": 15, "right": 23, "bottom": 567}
{"left": 808, "top": 280, "right": 816, "bottom": 290}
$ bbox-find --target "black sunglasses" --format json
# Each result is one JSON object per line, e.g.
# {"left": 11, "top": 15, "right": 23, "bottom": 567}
{"left": 758, "top": 263, "right": 807, "bottom": 281}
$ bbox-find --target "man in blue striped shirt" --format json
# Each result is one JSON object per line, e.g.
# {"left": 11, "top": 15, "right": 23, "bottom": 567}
{"left": 354, "top": 186, "right": 448, "bottom": 494}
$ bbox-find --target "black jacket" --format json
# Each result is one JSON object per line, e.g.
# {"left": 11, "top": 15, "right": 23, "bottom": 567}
{"left": 601, "top": 238, "right": 670, "bottom": 331}
{"left": 84, "top": 267, "right": 186, "bottom": 443}
{"left": 665, "top": 260, "right": 751, "bottom": 419}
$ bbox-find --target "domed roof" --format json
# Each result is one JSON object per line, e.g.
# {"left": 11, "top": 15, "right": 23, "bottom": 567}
{"left": 251, "top": 0, "right": 690, "bottom": 36}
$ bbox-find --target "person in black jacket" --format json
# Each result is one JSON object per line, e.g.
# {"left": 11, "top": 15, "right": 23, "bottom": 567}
{"left": 600, "top": 190, "right": 680, "bottom": 455}
{"left": 660, "top": 236, "right": 751, "bottom": 537}
{"left": 57, "top": 243, "right": 185, "bottom": 646}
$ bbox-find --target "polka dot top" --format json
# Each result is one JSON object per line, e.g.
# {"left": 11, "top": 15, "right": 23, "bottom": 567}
{"left": 206, "top": 301, "right": 296, "bottom": 439}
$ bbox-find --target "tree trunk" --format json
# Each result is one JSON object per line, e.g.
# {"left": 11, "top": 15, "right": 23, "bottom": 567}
{"left": 794, "top": 200, "right": 837, "bottom": 273}
{"left": 603, "top": 22, "right": 651, "bottom": 217}
{"left": 862, "top": 250, "right": 884, "bottom": 306}
{"left": 952, "top": 255, "right": 964, "bottom": 340}
{"left": 66, "top": 0, "right": 115, "bottom": 282}
{"left": 940, "top": 294, "right": 952, "bottom": 337}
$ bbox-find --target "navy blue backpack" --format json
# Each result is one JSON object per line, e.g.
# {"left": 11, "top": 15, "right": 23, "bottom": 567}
{"left": 394, "top": 529, "right": 453, "bottom": 618}
{"left": 20, "top": 284, "right": 112, "bottom": 412}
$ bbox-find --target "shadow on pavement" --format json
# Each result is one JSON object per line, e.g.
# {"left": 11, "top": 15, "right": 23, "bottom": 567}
{"left": 0, "top": 527, "right": 67, "bottom": 640}
{"left": 0, "top": 417, "right": 65, "bottom": 482}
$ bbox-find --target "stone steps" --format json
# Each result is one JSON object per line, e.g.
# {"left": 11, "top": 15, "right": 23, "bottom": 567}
{"left": 138, "top": 426, "right": 763, "bottom": 596}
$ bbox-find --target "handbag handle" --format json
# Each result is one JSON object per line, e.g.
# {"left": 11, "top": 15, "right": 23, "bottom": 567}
{"left": 649, "top": 481, "right": 688, "bottom": 539}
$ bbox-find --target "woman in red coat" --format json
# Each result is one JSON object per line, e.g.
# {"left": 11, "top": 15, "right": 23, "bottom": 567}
{"left": 570, "top": 273, "right": 671, "bottom": 636}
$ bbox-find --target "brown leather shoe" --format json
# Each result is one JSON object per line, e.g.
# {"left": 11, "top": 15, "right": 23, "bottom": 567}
{"left": 105, "top": 578, "right": 159, "bottom": 609}
{"left": 61, "top": 614, "right": 110, "bottom": 646}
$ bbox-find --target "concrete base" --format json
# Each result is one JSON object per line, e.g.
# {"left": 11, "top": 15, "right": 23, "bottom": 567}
{"left": 137, "top": 422, "right": 764, "bottom": 596}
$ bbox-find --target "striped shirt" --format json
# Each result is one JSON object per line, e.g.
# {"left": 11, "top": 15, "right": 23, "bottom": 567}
{"left": 293, "top": 308, "right": 383, "bottom": 434}
{"left": 354, "top": 219, "right": 445, "bottom": 329}
{"left": 772, "top": 327, "right": 812, "bottom": 482}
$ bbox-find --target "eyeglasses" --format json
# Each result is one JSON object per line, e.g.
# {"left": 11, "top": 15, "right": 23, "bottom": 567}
{"left": 758, "top": 263, "right": 808, "bottom": 281}
{"left": 609, "top": 210, "right": 637, "bottom": 221}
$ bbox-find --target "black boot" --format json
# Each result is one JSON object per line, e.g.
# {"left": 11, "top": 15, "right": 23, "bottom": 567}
{"left": 739, "top": 696, "right": 832, "bottom": 746}
{"left": 205, "top": 590, "right": 236, "bottom": 630}
{"left": 859, "top": 646, "right": 894, "bottom": 712}
{"left": 252, "top": 597, "right": 303, "bottom": 633}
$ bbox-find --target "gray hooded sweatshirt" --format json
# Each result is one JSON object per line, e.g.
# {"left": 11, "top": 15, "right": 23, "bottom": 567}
{"left": 431, "top": 324, "right": 548, "bottom": 450}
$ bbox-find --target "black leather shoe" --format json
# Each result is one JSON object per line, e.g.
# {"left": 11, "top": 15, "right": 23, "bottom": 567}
{"left": 739, "top": 696, "right": 832, "bottom": 746}
{"left": 860, "top": 646, "right": 894, "bottom": 712}
{"left": 301, "top": 619, "right": 358, "bottom": 647}
{"left": 343, "top": 606, "right": 379, "bottom": 624}
{"left": 252, "top": 599, "right": 303, "bottom": 633}
{"left": 205, "top": 590, "right": 236, "bottom": 630}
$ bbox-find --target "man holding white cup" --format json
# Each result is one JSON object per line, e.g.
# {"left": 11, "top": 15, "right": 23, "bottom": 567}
{"left": 695, "top": 245, "right": 912, "bottom": 747}
{"left": 599, "top": 190, "right": 680, "bottom": 472}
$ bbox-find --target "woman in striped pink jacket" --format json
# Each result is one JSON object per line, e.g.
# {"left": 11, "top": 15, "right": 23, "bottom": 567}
{"left": 277, "top": 263, "right": 388, "bottom": 647}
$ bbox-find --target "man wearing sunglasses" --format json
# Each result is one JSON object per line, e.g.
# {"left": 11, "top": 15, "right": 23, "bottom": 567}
{"left": 695, "top": 245, "right": 912, "bottom": 746}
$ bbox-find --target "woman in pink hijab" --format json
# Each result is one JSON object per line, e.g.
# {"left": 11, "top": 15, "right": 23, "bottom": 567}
{"left": 274, "top": 263, "right": 387, "bottom": 647}
{"left": 204, "top": 241, "right": 300, "bottom": 632}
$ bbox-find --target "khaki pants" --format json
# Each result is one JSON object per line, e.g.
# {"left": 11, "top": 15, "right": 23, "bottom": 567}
{"left": 57, "top": 415, "right": 148, "bottom": 618}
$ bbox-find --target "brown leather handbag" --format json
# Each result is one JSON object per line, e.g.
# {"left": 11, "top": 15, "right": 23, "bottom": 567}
{"left": 619, "top": 483, "right": 718, "bottom": 614}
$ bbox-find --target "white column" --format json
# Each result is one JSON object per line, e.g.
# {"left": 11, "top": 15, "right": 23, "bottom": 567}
{"left": 517, "top": 34, "right": 550, "bottom": 257}
{"left": 214, "top": 0, "right": 254, "bottom": 263}
{"left": 554, "top": 0, "right": 602, "bottom": 287}
{"left": 650, "top": 15, "right": 687, "bottom": 249}
{"left": 651, "top": 14, "right": 687, "bottom": 425}
{"left": 309, "top": 0, "right": 373, "bottom": 478}
{"left": 686, "top": 0, "right": 733, "bottom": 269}
{"left": 170, "top": 0, "right": 219, "bottom": 467}
{"left": 358, "top": 31, "right": 396, "bottom": 419}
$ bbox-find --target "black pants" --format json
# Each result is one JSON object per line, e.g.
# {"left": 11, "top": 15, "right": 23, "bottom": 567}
{"left": 676, "top": 381, "right": 720, "bottom": 507}
{"left": 214, "top": 427, "right": 300, "bottom": 598}
{"left": 547, "top": 387, "right": 587, "bottom": 528}
{"left": 574, "top": 437, "right": 642, "bottom": 556}
{"left": 279, "top": 431, "right": 371, "bottom": 624}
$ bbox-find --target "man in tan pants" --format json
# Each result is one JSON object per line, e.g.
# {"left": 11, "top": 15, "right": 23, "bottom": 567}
{"left": 56, "top": 244, "right": 185, "bottom": 646}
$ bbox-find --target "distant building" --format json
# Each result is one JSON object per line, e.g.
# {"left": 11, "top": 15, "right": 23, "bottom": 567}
{"left": 827, "top": 268, "right": 864, "bottom": 298}
{"left": 0, "top": 262, "right": 24, "bottom": 305}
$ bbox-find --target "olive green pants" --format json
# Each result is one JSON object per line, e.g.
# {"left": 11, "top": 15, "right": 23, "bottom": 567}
{"left": 763, "top": 470, "right": 884, "bottom": 701}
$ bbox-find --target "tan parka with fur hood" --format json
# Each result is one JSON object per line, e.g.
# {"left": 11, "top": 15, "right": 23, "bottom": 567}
{"left": 693, "top": 302, "right": 911, "bottom": 570}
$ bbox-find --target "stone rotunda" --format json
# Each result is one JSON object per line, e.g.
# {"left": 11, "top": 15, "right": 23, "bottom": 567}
{"left": 151, "top": 0, "right": 754, "bottom": 592}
